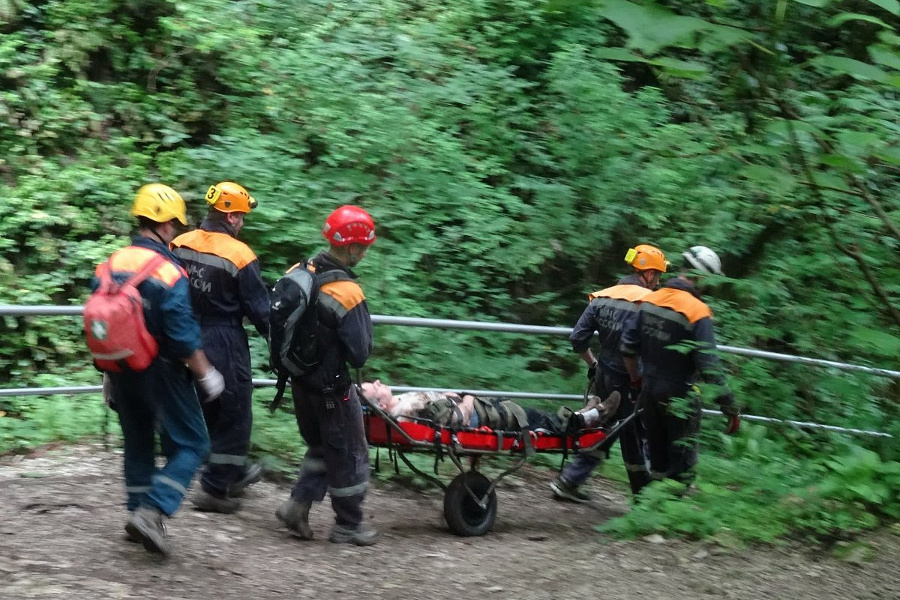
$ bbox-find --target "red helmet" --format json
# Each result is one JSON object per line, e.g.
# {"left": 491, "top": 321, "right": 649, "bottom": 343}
{"left": 322, "top": 205, "right": 376, "bottom": 246}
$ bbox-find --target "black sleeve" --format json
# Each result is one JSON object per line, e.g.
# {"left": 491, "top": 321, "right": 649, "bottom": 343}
{"left": 337, "top": 299, "right": 374, "bottom": 368}
{"left": 238, "top": 259, "right": 271, "bottom": 339}
{"left": 620, "top": 310, "right": 642, "bottom": 357}
{"left": 693, "top": 317, "right": 736, "bottom": 408}
{"left": 569, "top": 301, "right": 598, "bottom": 354}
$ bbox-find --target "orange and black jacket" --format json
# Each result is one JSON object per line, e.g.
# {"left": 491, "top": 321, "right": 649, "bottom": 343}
{"left": 170, "top": 219, "right": 270, "bottom": 337}
{"left": 297, "top": 251, "right": 374, "bottom": 393}
{"left": 92, "top": 236, "right": 202, "bottom": 361}
{"left": 570, "top": 273, "right": 651, "bottom": 375}
{"left": 620, "top": 277, "right": 734, "bottom": 404}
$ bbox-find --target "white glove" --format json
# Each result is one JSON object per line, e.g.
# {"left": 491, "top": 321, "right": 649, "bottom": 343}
{"left": 197, "top": 368, "right": 225, "bottom": 402}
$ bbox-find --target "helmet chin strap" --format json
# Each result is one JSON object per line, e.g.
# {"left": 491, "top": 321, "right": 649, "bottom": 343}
{"left": 147, "top": 222, "right": 170, "bottom": 246}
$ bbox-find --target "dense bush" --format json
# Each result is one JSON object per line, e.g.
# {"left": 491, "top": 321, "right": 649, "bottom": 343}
{"left": 1, "top": 0, "right": 898, "bottom": 539}
{"left": 601, "top": 425, "right": 900, "bottom": 543}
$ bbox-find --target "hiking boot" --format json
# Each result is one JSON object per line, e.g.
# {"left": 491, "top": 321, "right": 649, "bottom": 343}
{"left": 596, "top": 391, "right": 621, "bottom": 423}
{"left": 328, "top": 523, "right": 378, "bottom": 546}
{"left": 583, "top": 394, "right": 604, "bottom": 411}
{"left": 550, "top": 477, "right": 593, "bottom": 504}
{"left": 228, "top": 463, "right": 264, "bottom": 498}
{"left": 276, "top": 498, "right": 314, "bottom": 540}
{"left": 125, "top": 505, "right": 170, "bottom": 556}
{"left": 192, "top": 489, "right": 241, "bottom": 514}
{"left": 124, "top": 528, "right": 140, "bottom": 543}
{"left": 574, "top": 391, "right": 622, "bottom": 429}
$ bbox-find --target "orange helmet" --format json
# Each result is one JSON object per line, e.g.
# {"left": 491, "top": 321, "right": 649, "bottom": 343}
{"left": 205, "top": 182, "right": 257, "bottom": 213}
{"left": 625, "top": 244, "right": 667, "bottom": 272}
{"left": 322, "top": 205, "right": 376, "bottom": 246}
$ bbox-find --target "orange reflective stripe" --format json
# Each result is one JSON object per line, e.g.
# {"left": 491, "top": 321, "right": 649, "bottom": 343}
{"left": 588, "top": 284, "right": 652, "bottom": 303}
{"left": 320, "top": 280, "right": 365, "bottom": 311}
{"left": 285, "top": 261, "right": 305, "bottom": 275}
{"left": 171, "top": 230, "right": 256, "bottom": 270}
{"left": 641, "top": 288, "right": 712, "bottom": 324}
{"left": 105, "top": 247, "right": 183, "bottom": 287}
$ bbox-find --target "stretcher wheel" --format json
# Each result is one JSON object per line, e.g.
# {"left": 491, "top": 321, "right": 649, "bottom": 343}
{"left": 443, "top": 471, "right": 497, "bottom": 536}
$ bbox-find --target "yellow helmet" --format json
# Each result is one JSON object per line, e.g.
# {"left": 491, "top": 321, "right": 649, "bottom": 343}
{"left": 624, "top": 244, "right": 668, "bottom": 272}
{"left": 130, "top": 184, "right": 188, "bottom": 226}
{"left": 205, "top": 181, "right": 257, "bottom": 213}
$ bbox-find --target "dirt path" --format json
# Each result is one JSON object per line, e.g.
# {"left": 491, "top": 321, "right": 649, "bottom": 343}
{"left": 1, "top": 445, "right": 897, "bottom": 600}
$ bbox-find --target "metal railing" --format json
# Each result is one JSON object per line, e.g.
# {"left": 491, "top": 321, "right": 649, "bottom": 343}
{"left": 0, "top": 380, "right": 891, "bottom": 438}
{"left": 0, "top": 304, "right": 894, "bottom": 438}
{"left": 4, "top": 305, "right": 900, "bottom": 379}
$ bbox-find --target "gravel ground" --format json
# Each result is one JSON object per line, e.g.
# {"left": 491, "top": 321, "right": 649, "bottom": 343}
{"left": 1, "top": 444, "right": 898, "bottom": 600}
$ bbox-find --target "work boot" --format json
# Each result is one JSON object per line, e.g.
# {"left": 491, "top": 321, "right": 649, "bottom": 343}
{"left": 550, "top": 477, "right": 593, "bottom": 504}
{"left": 583, "top": 394, "right": 604, "bottom": 412}
{"left": 275, "top": 498, "right": 314, "bottom": 540}
{"left": 125, "top": 505, "right": 170, "bottom": 556}
{"left": 573, "top": 391, "right": 622, "bottom": 430}
{"left": 228, "top": 463, "right": 264, "bottom": 498}
{"left": 328, "top": 523, "right": 379, "bottom": 546}
{"left": 192, "top": 489, "right": 241, "bottom": 514}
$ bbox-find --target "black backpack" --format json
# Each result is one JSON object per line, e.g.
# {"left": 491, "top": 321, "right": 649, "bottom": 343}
{"left": 268, "top": 261, "right": 349, "bottom": 411}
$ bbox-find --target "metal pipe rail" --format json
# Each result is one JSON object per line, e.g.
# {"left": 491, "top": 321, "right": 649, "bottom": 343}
{"left": 0, "top": 305, "right": 894, "bottom": 438}
{"left": 0, "top": 381, "right": 892, "bottom": 438}
{"left": 3, "top": 306, "right": 899, "bottom": 379}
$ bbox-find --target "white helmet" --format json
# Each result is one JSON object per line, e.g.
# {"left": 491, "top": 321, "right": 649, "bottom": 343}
{"left": 682, "top": 246, "right": 723, "bottom": 275}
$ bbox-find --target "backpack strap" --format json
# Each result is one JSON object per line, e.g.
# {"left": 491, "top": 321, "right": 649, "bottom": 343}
{"left": 100, "top": 250, "right": 167, "bottom": 292}
{"left": 315, "top": 268, "right": 352, "bottom": 285}
{"left": 126, "top": 253, "right": 168, "bottom": 288}
{"left": 269, "top": 371, "right": 289, "bottom": 413}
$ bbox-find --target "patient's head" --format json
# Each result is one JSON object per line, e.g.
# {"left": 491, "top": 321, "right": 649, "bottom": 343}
{"left": 361, "top": 380, "right": 395, "bottom": 411}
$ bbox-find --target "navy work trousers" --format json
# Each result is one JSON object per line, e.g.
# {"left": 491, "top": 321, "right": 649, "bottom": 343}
{"left": 290, "top": 384, "right": 369, "bottom": 528}
{"left": 560, "top": 367, "right": 650, "bottom": 495}
{"left": 199, "top": 324, "right": 254, "bottom": 497}
{"left": 637, "top": 377, "right": 702, "bottom": 485}
{"left": 110, "top": 358, "right": 210, "bottom": 516}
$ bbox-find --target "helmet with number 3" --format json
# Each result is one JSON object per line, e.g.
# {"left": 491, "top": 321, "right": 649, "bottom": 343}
{"left": 624, "top": 244, "right": 667, "bottom": 272}
{"left": 205, "top": 182, "right": 257, "bottom": 214}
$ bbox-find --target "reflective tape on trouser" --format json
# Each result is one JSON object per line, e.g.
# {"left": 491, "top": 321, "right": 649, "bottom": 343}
{"left": 328, "top": 481, "right": 368, "bottom": 498}
{"left": 126, "top": 485, "right": 151, "bottom": 494}
{"left": 208, "top": 453, "right": 247, "bottom": 466}
{"left": 301, "top": 457, "right": 327, "bottom": 475}
{"left": 155, "top": 474, "right": 188, "bottom": 495}
{"left": 625, "top": 462, "right": 649, "bottom": 473}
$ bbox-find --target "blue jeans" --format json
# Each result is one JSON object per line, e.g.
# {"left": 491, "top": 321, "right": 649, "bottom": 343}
{"left": 110, "top": 358, "right": 210, "bottom": 516}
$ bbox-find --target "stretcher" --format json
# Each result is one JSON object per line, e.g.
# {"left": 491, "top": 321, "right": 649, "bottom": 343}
{"left": 363, "top": 399, "right": 633, "bottom": 536}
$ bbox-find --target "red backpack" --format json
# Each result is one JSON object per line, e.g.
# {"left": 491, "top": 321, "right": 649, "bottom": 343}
{"left": 84, "top": 251, "right": 167, "bottom": 373}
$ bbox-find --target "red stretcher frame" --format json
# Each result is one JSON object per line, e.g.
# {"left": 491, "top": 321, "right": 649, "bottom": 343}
{"left": 362, "top": 398, "right": 634, "bottom": 536}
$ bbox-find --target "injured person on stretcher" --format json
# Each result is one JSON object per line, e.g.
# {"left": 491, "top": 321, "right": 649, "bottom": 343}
{"left": 360, "top": 381, "right": 621, "bottom": 434}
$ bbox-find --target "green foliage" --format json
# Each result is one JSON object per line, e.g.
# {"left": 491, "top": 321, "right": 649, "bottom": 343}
{"left": 1, "top": 0, "right": 899, "bottom": 542}
{"left": 601, "top": 426, "right": 900, "bottom": 543}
